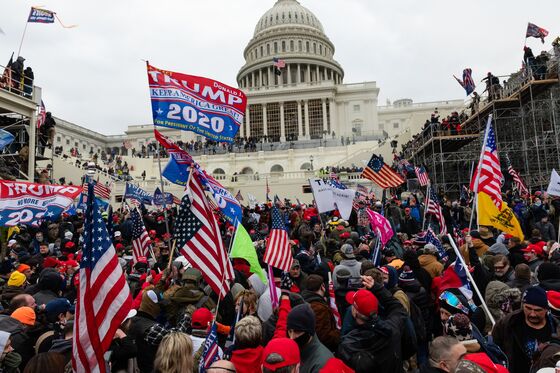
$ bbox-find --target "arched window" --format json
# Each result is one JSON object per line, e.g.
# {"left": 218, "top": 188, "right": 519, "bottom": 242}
{"left": 270, "top": 164, "right": 284, "bottom": 175}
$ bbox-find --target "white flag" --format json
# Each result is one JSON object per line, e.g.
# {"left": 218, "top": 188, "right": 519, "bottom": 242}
{"left": 309, "top": 178, "right": 336, "bottom": 213}
{"left": 247, "top": 193, "right": 258, "bottom": 209}
{"left": 547, "top": 169, "right": 560, "bottom": 197}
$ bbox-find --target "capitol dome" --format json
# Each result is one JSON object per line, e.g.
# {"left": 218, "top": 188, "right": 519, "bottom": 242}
{"left": 237, "top": 0, "right": 344, "bottom": 89}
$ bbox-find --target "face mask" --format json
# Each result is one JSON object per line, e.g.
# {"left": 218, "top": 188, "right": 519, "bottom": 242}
{"left": 293, "top": 333, "right": 311, "bottom": 350}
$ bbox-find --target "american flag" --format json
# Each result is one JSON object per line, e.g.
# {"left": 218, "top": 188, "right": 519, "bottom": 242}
{"left": 425, "top": 227, "right": 448, "bottom": 260}
{"left": 176, "top": 173, "right": 234, "bottom": 299}
{"left": 526, "top": 22, "right": 549, "bottom": 43}
{"left": 454, "top": 68, "right": 476, "bottom": 96}
{"left": 414, "top": 166, "right": 430, "bottom": 186}
{"left": 130, "top": 208, "right": 151, "bottom": 263}
{"left": 327, "top": 273, "right": 341, "bottom": 330}
{"left": 273, "top": 57, "right": 286, "bottom": 69}
{"left": 471, "top": 117, "right": 503, "bottom": 208}
{"left": 199, "top": 323, "right": 220, "bottom": 373}
{"left": 356, "top": 184, "right": 368, "bottom": 197}
{"left": 84, "top": 181, "right": 111, "bottom": 200}
{"left": 362, "top": 154, "right": 404, "bottom": 189}
{"left": 36, "top": 100, "right": 46, "bottom": 128}
{"left": 235, "top": 190, "right": 243, "bottom": 201}
{"left": 73, "top": 184, "right": 131, "bottom": 373}
{"left": 263, "top": 207, "right": 292, "bottom": 272}
{"left": 426, "top": 185, "right": 447, "bottom": 235}
{"left": 505, "top": 154, "right": 529, "bottom": 196}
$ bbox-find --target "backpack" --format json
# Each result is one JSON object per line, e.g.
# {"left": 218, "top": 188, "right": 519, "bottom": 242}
{"left": 472, "top": 324, "right": 509, "bottom": 368}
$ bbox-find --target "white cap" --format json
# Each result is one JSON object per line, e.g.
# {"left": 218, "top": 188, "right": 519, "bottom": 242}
{"left": 114, "top": 231, "right": 121, "bottom": 238}
{"left": 8, "top": 239, "right": 17, "bottom": 247}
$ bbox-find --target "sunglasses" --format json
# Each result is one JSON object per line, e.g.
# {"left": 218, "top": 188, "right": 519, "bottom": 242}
{"left": 439, "top": 291, "right": 470, "bottom": 315}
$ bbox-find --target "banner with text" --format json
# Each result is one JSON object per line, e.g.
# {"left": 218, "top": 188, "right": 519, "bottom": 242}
{"left": 0, "top": 181, "right": 82, "bottom": 226}
{"left": 147, "top": 64, "right": 247, "bottom": 143}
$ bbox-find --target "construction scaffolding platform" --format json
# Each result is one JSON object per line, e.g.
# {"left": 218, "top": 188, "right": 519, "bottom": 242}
{"left": 403, "top": 73, "right": 560, "bottom": 197}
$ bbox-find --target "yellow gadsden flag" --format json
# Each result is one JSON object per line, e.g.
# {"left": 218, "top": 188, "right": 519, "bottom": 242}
{"left": 478, "top": 192, "right": 524, "bottom": 240}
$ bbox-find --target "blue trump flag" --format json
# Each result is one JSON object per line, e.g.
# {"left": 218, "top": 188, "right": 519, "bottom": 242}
{"left": 153, "top": 187, "right": 174, "bottom": 206}
{"left": 198, "top": 171, "right": 242, "bottom": 225}
{"left": 147, "top": 64, "right": 247, "bottom": 143}
{"left": 162, "top": 156, "right": 190, "bottom": 186}
{"left": 124, "top": 183, "right": 153, "bottom": 205}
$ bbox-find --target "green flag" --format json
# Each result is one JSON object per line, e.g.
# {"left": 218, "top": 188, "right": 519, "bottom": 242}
{"left": 230, "top": 223, "right": 267, "bottom": 284}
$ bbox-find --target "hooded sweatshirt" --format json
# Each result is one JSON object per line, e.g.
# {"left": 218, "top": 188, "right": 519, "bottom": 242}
{"left": 230, "top": 346, "right": 264, "bottom": 373}
{"left": 418, "top": 254, "right": 443, "bottom": 278}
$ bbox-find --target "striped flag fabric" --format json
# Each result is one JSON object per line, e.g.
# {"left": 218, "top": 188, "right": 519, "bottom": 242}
{"left": 327, "top": 273, "right": 341, "bottom": 330}
{"left": 470, "top": 117, "right": 503, "bottom": 208}
{"left": 505, "top": 154, "right": 529, "bottom": 196}
{"left": 176, "top": 172, "right": 234, "bottom": 299}
{"left": 199, "top": 323, "right": 220, "bottom": 373}
{"left": 130, "top": 208, "right": 151, "bottom": 263}
{"left": 84, "top": 181, "right": 111, "bottom": 200}
{"left": 263, "top": 207, "right": 293, "bottom": 272}
{"left": 426, "top": 185, "right": 448, "bottom": 235}
{"left": 72, "top": 184, "right": 131, "bottom": 373}
{"left": 235, "top": 190, "right": 243, "bottom": 201}
{"left": 414, "top": 166, "right": 430, "bottom": 186}
{"left": 361, "top": 154, "right": 404, "bottom": 189}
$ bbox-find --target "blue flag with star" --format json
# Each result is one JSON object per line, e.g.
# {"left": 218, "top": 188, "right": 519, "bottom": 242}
{"left": 162, "top": 155, "right": 190, "bottom": 185}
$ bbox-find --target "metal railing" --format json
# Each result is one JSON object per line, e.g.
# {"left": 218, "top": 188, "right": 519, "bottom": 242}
{"left": 0, "top": 62, "right": 35, "bottom": 100}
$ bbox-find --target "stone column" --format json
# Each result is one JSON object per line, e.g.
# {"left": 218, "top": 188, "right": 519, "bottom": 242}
{"left": 322, "top": 98, "right": 328, "bottom": 134}
{"left": 246, "top": 107, "right": 251, "bottom": 137}
{"left": 329, "top": 97, "right": 336, "bottom": 136}
{"left": 262, "top": 104, "right": 268, "bottom": 136}
{"left": 297, "top": 64, "right": 301, "bottom": 84}
{"left": 304, "top": 100, "right": 310, "bottom": 140}
{"left": 297, "top": 101, "right": 303, "bottom": 138}
{"left": 280, "top": 102, "right": 286, "bottom": 142}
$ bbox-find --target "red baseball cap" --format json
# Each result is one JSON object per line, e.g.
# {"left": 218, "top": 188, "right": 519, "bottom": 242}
{"left": 345, "top": 289, "right": 379, "bottom": 317}
{"left": 262, "top": 338, "right": 300, "bottom": 371}
{"left": 191, "top": 308, "right": 213, "bottom": 329}
{"left": 522, "top": 244, "right": 544, "bottom": 257}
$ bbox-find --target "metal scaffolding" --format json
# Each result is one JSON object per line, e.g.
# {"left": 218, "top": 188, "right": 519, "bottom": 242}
{"left": 403, "top": 75, "right": 560, "bottom": 198}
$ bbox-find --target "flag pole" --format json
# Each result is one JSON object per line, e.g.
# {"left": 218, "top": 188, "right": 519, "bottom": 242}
{"left": 446, "top": 233, "right": 496, "bottom": 326}
{"left": 17, "top": 19, "right": 29, "bottom": 57}
{"left": 422, "top": 182, "right": 430, "bottom": 231}
{"left": 468, "top": 114, "right": 492, "bottom": 232}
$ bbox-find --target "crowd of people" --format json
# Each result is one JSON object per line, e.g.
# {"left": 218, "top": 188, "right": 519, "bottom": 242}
{"left": 1, "top": 185, "right": 560, "bottom": 373}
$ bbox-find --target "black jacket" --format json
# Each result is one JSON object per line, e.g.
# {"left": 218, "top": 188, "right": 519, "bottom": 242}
{"left": 337, "top": 284, "right": 407, "bottom": 373}
{"left": 493, "top": 309, "right": 557, "bottom": 373}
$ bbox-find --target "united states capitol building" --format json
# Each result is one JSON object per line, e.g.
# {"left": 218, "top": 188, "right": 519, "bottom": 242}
{"left": 3, "top": 0, "right": 464, "bottom": 201}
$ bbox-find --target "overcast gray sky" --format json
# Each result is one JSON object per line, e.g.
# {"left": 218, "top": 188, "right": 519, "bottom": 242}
{"left": 1, "top": 1, "right": 557, "bottom": 134}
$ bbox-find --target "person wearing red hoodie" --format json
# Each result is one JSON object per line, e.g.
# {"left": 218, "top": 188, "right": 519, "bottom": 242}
{"left": 230, "top": 315, "right": 264, "bottom": 373}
